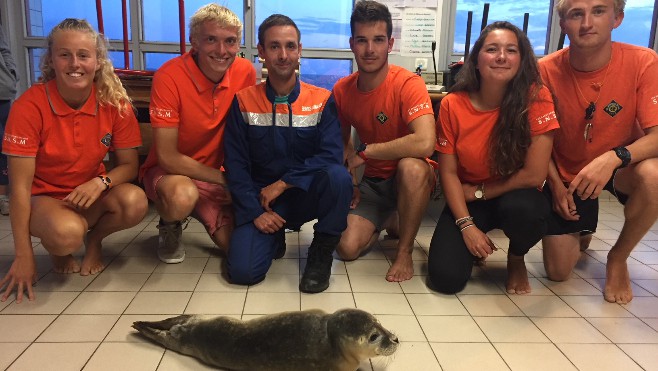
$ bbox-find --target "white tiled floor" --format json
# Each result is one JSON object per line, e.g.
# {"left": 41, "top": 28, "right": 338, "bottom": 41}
{"left": 1, "top": 192, "right": 658, "bottom": 370}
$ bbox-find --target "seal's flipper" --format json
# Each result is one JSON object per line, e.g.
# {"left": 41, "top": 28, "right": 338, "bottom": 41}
{"left": 132, "top": 315, "right": 194, "bottom": 349}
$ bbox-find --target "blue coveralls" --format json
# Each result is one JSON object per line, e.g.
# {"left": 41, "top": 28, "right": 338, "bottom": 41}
{"left": 224, "top": 78, "right": 352, "bottom": 285}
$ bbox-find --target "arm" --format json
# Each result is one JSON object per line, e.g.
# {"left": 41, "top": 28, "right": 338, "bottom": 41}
{"left": 153, "top": 127, "right": 225, "bottom": 185}
{"left": 223, "top": 97, "right": 267, "bottom": 226}
{"left": 356, "top": 113, "right": 436, "bottom": 162}
{"left": 279, "top": 95, "right": 345, "bottom": 190}
{"left": 440, "top": 153, "right": 496, "bottom": 258}
{"left": 340, "top": 130, "right": 361, "bottom": 209}
{"left": 0, "top": 157, "right": 36, "bottom": 303}
{"left": 463, "top": 132, "right": 554, "bottom": 201}
{"left": 569, "top": 126, "right": 658, "bottom": 200}
{"left": 546, "top": 155, "right": 579, "bottom": 221}
{"left": 0, "top": 27, "right": 17, "bottom": 80}
{"left": 64, "top": 147, "right": 141, "bottom": 209}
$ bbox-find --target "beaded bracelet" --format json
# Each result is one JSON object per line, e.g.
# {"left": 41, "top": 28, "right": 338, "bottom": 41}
{"left": 460, "top": 223, "right": 475, "bottom": 232}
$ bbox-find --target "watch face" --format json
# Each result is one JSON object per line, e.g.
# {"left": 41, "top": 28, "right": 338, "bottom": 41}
{"left": 356, "top": 143, "right": 366, "bottom": 153}
{"left": 474, "top": 189, "right": 483, "bottom": 199}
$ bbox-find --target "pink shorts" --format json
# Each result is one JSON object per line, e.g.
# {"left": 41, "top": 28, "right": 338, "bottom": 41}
{"left": 143, "top": 166, "right": 233, "bottom": 236}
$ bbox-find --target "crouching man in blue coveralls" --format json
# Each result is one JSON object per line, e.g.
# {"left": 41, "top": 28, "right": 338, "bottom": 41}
{"left": 224, "top": 14, "right": 352, "bottom": 293}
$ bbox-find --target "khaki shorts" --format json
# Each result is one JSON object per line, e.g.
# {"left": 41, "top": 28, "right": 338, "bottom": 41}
{"left": 352, "top": 170, "right": 438, "bottom": 230}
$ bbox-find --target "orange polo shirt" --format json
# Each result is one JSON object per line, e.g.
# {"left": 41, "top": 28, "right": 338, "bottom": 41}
{"left": 3, "top": 79, "right": 142, "bottom": 199}
{"left": 140, "top": 52, "right": 256, "bottom": 179}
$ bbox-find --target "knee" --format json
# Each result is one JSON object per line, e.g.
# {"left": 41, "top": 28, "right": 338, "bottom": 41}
{"left": 326, "top": 164, "right": 351, "bottom": 182}
{"left": 161, "top": 182, "right": 199, "bottom": 211}
{"left": 228, "top": 267, "right": 265, "bottom": 286}
{"left": 323, "top": 164, "right": 352, "bottom": 194}
{"left": 634, "top": 159, "right": 658, "bottom": 194}
{"left": 428, "top": 270, "right": 467, "bottom": 294}
{"left": 117, "top": 187, "right": 149, "bottom": 225}
{"left": 544, "top": 264, "right": 572, "bottom": 282}
{"left": 397, "top": 158, "right": 431, "bottom": 188}
{"left": 43, "top": 220, "right": 86, "bottom": 253}
{"left": 543, "top": 251, "right": 573, "bottom": 282}
{"left": 336, "top": 236, "right": 361, "bottom": 261}
{"left": 226, "top": 227, "right": 270, "bottom": 285}
{"left": 227, "top": 255, "right": 267, "bottom": 285}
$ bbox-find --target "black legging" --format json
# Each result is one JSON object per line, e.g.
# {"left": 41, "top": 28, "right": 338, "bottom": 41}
{"left": 428, "top": 188, "right": 549, "bottom": 294}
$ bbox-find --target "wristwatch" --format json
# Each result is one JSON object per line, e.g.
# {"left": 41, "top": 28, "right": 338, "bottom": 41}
{"left": 98, "top": 175, "right": 112, "bottom": 191}
{"left": 612, "top": 146, "right": 631, "bottom": 168}
{"left": 355, "top": 142, "right": 368, "bottom": 161}
{"left": 474, "top": 183, "right": 485, "bottom": 200}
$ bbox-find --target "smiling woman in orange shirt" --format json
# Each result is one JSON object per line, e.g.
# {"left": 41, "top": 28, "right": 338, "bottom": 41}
{"left": 0, "top": 19, "right": 148, "bottom": 303}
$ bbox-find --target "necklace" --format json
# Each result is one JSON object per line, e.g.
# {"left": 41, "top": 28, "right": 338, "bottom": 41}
{"left": 568, "top": 54, "right": 612, "bottom": 143}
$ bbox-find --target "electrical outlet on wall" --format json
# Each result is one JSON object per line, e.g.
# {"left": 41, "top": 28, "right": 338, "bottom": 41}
{"left": 414, "top": 58, "right": 429, "bottom": 70}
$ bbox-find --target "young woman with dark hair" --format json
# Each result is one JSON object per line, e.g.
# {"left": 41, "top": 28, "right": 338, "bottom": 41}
{"left": 428, "top": 21, "right": 559, "bottom": 294}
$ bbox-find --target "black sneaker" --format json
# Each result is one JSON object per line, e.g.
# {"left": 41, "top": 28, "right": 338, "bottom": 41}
{"left": 299, "top": 233, "right": 340, "bottom": 293}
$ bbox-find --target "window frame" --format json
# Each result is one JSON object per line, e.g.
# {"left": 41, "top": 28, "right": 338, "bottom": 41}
{"left": 2, "top": 0, "right": 657, "bottom": 94}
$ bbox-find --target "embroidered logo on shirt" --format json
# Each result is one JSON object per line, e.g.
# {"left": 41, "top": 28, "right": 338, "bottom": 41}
{"left": 150, "top": 107, "right": 173, "bottom": 118}
{"left": 376, "top": 112, "right": 388, "bottom": 125}
{"left": 3, "top": 134, "right": 27, "bottom": 146}
{"left": 100, "top": 133, "right": 112, "bottom": 147}
{"left": 535, "top": 111, "right": 557, "bottom": 125}
{"left": 604, "top": 100, "right": 622, "bottom": 117}
{"left": 408, "top": 102, "right": 430, "bottom": 116}
{"left": 438, "top": 137, "right": 448, "bottom": 147}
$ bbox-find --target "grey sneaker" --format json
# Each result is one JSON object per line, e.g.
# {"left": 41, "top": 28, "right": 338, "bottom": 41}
{"left": 0, "top": 195, "right": 9, "bottom": 216}
{"left": 157, "top": 219, "right": 185, "bottom": 263}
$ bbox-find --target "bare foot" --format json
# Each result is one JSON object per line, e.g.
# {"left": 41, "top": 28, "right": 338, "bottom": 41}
{"left": 506, "top": 254, "right": 531, "bottom": 294}
{"left": 51, "top": 255, "right": 81, "bottom": 274}
{"left": 80, "top": 239, "right": 105, "bottom": 276}
{"left": 604, "top": 252, "right": 633, "bottom": 304}
{"left": 386, "top": 251, "right": 413, "bottom": 282}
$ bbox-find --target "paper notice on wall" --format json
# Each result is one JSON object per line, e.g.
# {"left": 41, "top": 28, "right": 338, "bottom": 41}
{"left": 400, "top": 8, "right": 437, "bottom": 57}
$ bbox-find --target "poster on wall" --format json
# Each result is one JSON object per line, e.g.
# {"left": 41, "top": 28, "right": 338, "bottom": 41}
{"left": 378, "top": 0, "right": 438, "bottom": 55}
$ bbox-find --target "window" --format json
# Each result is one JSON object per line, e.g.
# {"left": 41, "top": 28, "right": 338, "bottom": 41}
{"left": 142, "top": 0, "right": 244, "bottom": 43}
{"left": 27, "top": 48, "right": 44, "bottom": 82}
{"left": 27, "top": 48, "right": 133, "bottom": 82}
{"left": 144, "top": 52, "right": 179, "bottom": 71}
{"left": 453, "top": 0, "right": 551, "bottom": 55}
{"left": 300, "top": 58, "right": 352, "bottom": 90}
{"left": 26, "top": 0, "right": 131, "bottom": 40}
{"left": 254, "top": 1, "right": 352, "bottom": 49}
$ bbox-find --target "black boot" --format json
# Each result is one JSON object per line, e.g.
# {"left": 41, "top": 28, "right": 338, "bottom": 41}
{"left": 299, "top": 232, "right": 340, "bottom": 293}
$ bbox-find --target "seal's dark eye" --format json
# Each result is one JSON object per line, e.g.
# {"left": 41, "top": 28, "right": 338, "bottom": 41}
{"left": 369, "top": 333, "right": 380, "bottom": 342}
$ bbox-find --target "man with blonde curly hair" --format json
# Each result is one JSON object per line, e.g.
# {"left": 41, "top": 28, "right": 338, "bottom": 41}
{"left": 141, "top": 4, "right": 256, "bottom": 263}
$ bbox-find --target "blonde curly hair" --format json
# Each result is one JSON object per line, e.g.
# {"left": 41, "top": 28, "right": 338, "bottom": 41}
{"left": 39, "top": 18, "right": 132, "bottom": 114}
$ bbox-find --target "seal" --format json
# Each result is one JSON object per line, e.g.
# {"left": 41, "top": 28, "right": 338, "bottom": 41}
{"left": 132, "top": 308, "right": 399, "bottom": 371}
